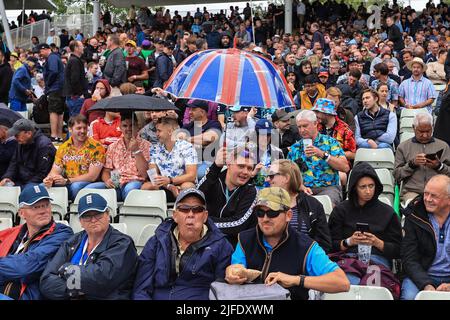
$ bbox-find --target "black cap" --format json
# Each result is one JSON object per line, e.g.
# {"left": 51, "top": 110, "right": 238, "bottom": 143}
{"left": 271, "top": 109, "right": 292, "bottom": 122}
{"left": 187, "top": 100, "right": 209, "bottom": 111}
{"left": 36, "top": 43, "right": 51, "bottom": 51}
{"left": 163, "top": 40, "right": 175, "bottom": 50}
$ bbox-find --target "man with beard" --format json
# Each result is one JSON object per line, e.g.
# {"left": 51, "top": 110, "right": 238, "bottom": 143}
{"left": 220, "top": 33, "right": 232, "bottom": 49}
{"left": 219, "top": 106, "right": 256, "bottom": 150}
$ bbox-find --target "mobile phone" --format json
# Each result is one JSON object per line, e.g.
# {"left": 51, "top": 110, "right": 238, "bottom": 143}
{"left": 425, "top": 153, "right": 437, "bottom": 160}
{"left": 356, "top": 222, "right": 370, "bottom": 233}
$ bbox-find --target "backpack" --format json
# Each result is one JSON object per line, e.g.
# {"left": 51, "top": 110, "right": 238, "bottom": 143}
{"left": 209, "top": 281, "right": 291, "bottom": 300}
{"left": 32, "top": 94, "right": 49, "bottom": 124}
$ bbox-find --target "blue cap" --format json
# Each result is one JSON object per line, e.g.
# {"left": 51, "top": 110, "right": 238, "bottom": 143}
{"left": 229, "top": 105, "right": 252, "bottom": 112}
{"left": 78, "top": 193, "right": 108, "bottom": 218}
{"left": 255, "top": 119, "right": 273, "bottom": 133}
{"left": 19, "top": 185, "right": 52, "bottom": 207}
{"left": 174, "top": 188, "right": 206, "bottom": 207}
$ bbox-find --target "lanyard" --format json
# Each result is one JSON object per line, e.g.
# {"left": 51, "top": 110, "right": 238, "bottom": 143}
{"left": 78, "top": 239, "right": 100, "bottom": 266}
{"left": 15, "top": 233, "right": 29, "bottom": 254}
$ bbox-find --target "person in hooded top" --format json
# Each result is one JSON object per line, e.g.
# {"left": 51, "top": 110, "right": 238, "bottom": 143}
{"left": 328, "top": 161, "right": 402, "bottom": 285}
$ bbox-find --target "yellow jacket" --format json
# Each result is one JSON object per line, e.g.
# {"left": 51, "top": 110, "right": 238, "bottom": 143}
{"left": 298, "top": 84, "right": 326, "bottom": 109}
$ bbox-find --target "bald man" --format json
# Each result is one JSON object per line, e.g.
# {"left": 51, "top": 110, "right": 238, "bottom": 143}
{"left": 401, "top": 175, "right": 450, "bottom": 299}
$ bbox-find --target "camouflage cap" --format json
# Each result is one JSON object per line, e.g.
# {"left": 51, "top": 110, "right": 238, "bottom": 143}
{"left": 255, "top": 187, "right": 291, "bottom": 212}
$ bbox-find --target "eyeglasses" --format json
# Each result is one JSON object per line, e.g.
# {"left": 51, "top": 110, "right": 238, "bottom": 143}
{"left": 266, "top": 172, "right": 282, "bottom": 180}
{"left": 255, "top": 208, "right": 285, "bottom": 218}
{"left": 80, "top": 211, "right": 105, "bottom": 222}
{"left": 176, "top": 205, "right": 206, "bottom": 214}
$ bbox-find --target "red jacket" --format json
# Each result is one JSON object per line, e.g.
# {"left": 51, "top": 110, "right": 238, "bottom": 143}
{"left": 89, "top": 117, "right": 123, "bottom": 146}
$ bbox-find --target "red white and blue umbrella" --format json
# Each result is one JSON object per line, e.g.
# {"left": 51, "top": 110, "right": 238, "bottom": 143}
{"left": 164, "top": 48, "right": 294, "bottom": 109}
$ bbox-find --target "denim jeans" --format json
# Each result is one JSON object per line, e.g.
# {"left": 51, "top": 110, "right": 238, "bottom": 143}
{"left": 401, "top": 276, "right": 450, "bottom": 300}
{"left": 345, "top": 254, "right": 392, "bottom": 285}
{"left": 66, "top": 96, "right": 85, "bottom": 117}
{"left": 358, "top": 141, "right": 392, "bottom": 149}
{"left": 67, "top": 181, "right": 92, "bottom": 200}
{"left": 85, "top": 181, "right": 143, "bottom": 201}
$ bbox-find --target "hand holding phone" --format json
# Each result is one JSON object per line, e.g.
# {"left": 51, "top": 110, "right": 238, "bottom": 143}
{"left": 356, "top": 222, "right": 370, "bottom": 234}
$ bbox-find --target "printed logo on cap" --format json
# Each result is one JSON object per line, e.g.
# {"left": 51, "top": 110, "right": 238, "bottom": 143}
{"left": 34, "top": 185, "right": 41, "bottom": 194}
{"left": 87, "top": 195, "right": 92, "bottom": 204}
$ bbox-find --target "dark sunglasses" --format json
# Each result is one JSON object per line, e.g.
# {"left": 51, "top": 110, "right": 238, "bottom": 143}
{"left": 255, "top": 208, "right": 284, "bottom": 218}
{"left": 176, "top": 205, "right": 206, "bottom": 214}
{"left": 266, "top": 172, "right": 282, "bottom": 180}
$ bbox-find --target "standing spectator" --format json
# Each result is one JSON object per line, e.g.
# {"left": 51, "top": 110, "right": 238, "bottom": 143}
{"left": 125, "top": 40, "right": 148, "bottom": 88}
{"left": 0, "top": 119, "right": 17, "bottom": 178}
{"left": 386, "top": 16, "right": 404, "bottom": 54}
{"left": 39, "top": 43, "right": 65, "bottom": 142}
{"left": 46, "top": 28, "right": 60, "bottom": 47}
{"left": 83, "top": 38, "right": 100, "bottom": 64}
{"left": 103, "top": 35, "right": 127, "bottom": 89}
{"left": 310, "top": 23, "right": 324, "bottom": 50}
{"left": 296, "top": 0, "right": 306, "bottom": 28}
{"left": 398, "top": 57, "right": 437, "bottom": 113}
{"left": 0, "top": 51, "right": 13, "bottom": 105}
{"left": 8, "top": 58, "right": 36, "bottom": 112}
{"left": 153, "top": 41, "right": 174, "bottom": 89}
{"left": 63, "top": 40, "right": 89, "bottom": 117}
{"left": 59, "top": 29, "right": 70, "bottom": 49}
{"left": 9, "top": 52, "right": 23, "bottom": 71}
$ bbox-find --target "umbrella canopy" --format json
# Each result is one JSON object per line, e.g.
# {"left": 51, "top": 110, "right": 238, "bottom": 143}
{"left": 0, "top": 103, "right": 24, "bottom": 127}
{"left": 4, "top": 0, "right": 57, "bottom": 10}
{"left": 164, "top": 48, "right": 294, "bottom": 109}
{"left": 89, "top": 94, "right": 178, "bottom": 112}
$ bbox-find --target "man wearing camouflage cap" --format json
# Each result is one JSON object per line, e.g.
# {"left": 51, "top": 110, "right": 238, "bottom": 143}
{"left": 225, "top": 187, "right": 349, "bottom": 300}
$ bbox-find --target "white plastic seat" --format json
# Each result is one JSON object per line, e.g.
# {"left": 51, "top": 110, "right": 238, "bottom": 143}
{"left": 0, "top": 186, "right": 21, "bottom": 223}
{"left": 68, "top": 188, "right": 118, "bottom": 233}
{"left": 354, "top": 148, "right": 395, "bottom": 170}
{"left": 321, "top": 285, "right": 394, "bottom": 300}
{"left": 111, "top": 222, "right": 127, "bottom": 234}
{"left": 136, "top": 223, "right": 159, "bottom": 254}
{"left": 399, "top": 117, "right": 414, "bottom": 134}
{"left": 47, "top": 187, "right": 68, "bottom": 221}
{"left": 434, "top": 84, "right": 446, "bottom": 92}
{"left": 312, "top": 195, "right": 332, "bottom": 221}
{"left": 400, "top": 132, "right": 415, "bottom": 144}
{"left": 400, "top": 108, "right": 429, "bottom": 119}
{"left": 55, "top": 220, "right": 69, "bottom": 226}
{"left": 415, "top": 291, "right": 450, "bottom": 300}
{"left": 0, "top": 217, "right": 13, "bottom": 231}
{"left": 378, "top": 196, "right": 392, "bottom": 207}
{"left": 375, "top": 169, "right": 395, "bottom": 195}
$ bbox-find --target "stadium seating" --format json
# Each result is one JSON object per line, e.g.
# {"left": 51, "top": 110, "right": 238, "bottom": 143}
{"left": 136, "top": 223, "right": 159, "bottom": 254}
{"left": 111, "top": 222, "right": 128, "bottom": 234}
{"left": 354, "top": 148, "right": 395, "bottom": 170}
{"left": 434, "top": 84, "right": 446, "bottom": 92}
{"left": 321, "top": 285, "right": 394, "bottom": 300}
{"left": 312, "top": 195, "right": 333, "bottom": 220}
{"left": 399, "top": 117, "right": 414, "bottom": 134}
{"left": 0, "top": 217, "right": 13, "bottom": 231}
{"left": 55, "top": 220, "right": 69, "bottom": 226}
{"left": 400, "top": 108, "right": 429, "bottom": 120}
{"left": 0, "top": 186, "right": 21, "bottom": 224}
{"left": 378, "top": 196, "right": 392, "bottom": 207}
{"left": 47, "top": 187, "right": 68, "bottom": 221}
{"left": 399, "top": 132, "right": 415, "bottom": 144}
{"left": 415, "top": 291, "right": 450, "bottom": 300}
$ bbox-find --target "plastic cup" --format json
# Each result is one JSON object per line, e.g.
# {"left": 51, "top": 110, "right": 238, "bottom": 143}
{"left": 358, "top": 244, "right": 372, "bottom": 265}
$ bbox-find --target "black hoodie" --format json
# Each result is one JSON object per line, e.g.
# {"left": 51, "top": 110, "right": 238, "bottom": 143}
{"left": 328, "top": 162, "right": 402, "bottom": 259}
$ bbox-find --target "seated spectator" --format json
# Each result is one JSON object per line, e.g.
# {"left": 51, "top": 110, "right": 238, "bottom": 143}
{"left": 337, "top": 56, "right": 371, "bottom": 87}
{"left": 182, "top": 100, "right": 219, "bottom": 126}
{"left": 328, "top": 162, "right": 402, "bottom": 284}
{"left": 181, "top": 100, "right": 222, "bottom": 180}
{"left": 225, "top": 187, "right": 349, "bottom": 300}
{"left": 132, "top": 188, "right": 233, "bottom": 300}
{"left": 394, "top": 113, "right": 450, "bottom": 203}
{"left": 337, "top": 69, "right": 365, "bottom": 114}
{"left": 88, "top": 111, "right": 122, "bottom": 148}
{"left": 271, "top": 109, "right": 300, "bottom": 157}
{"left": 0, "top": 185, "right": 73, "bottom": 300}
{"left": 40, "top": 193, "right": 138, "bottom": 300}
{"left": 267, "top": 159, "right": 331, "bottom": 252}
{"left": 355, "top": 89, "right": 397, "bottom": 149}
{"left": 249, "top": 119, "right": 284, "bottom": 188}
{"left": 198, "top": 147, "right": 257, "bottom": 246}
{"left": 0, "top": 119, "right": 18, "bottom": 178}
{"left": 377, "top": 82, "right": 396, "bottom": 112}
{"left": 219, "top": 106, "right": 255, "bottom": 150}
{"left": 426, "top": 49, "right": 447, "bottom": 85}
{"left": 86, "top": 113, "right": 151, "bottom": 201}
{"left": 80, "top": 79, "right": 110, "bottom": 124}
{"left": 294, "top": 75, "right": 326, "bottom": 110}
{"left": 43, "top": 115, "right": 106, "bottom": 200}
{"left": 401, "top": 175, "right": 450, "bottom": 300}
{"left": 288, "top": 110, "right": 350, "bottom": 206}
{"left": 140, "top": 110, "right": 172, "bottom": 144}
{"left": 0, "top": 119, "right": 55, "bottom": 189}
{"left": 399, "top": 49, "right": 413, "bottom": 80}
{"left": 399, "top": 57, "right": 437, "bottom": 113}
{"left": 326, "top": 87, "right": 355, "bottom": 132}
{"left": 370, "top": 62, "right": 399, "bottom": 107}
{"left": 141, "top": 117, "right": 197, "bottom": 200}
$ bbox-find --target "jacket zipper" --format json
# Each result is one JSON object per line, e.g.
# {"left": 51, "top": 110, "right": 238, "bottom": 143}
{"left": 259, "top": 227, "right": 290, "bottom": 281}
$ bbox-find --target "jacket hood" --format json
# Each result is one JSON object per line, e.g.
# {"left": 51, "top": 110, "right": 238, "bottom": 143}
{"left": 348, "top": 161, "right": 383, "bottom": 206}
{"left": 93, "top": 79, "right": 111, "bottom": 97}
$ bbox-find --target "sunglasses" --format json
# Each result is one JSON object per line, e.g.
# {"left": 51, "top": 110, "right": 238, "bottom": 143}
{"left": 266, "top": 172, "right": 282, "bottom": 180}
{"left": 255, "top": 208, "right": 285, "bottom": 218}
{"left": 176, "top": 205, "right": 206, "bottom": 214}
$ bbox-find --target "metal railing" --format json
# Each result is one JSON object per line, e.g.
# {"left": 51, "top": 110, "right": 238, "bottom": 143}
{"left": 2, "top": 19, "right": 50, "bottom": 49}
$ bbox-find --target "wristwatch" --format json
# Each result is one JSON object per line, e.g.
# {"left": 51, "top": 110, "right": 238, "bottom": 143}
{"left": 169, "top": 177, "right": 173, "bottom": 184}
{"left": 322, "top": 152, "right": 330, "bottom": 161}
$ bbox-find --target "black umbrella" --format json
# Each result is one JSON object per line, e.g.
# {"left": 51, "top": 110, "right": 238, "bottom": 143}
{"left": 0, "top": 103, "right": 24, "bottom": 127}
{"left": 89, "top": 94, "right": 178, "bottom": 112}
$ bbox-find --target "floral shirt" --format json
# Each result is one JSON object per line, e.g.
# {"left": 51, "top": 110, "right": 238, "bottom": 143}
{"left": 317, "top": 117, "right": 356, "bottom": 155}
{"left": 105, "top": 138, "right": 151, "bottom": 184}
{"left": 287, "top": 133, "right": 345, "bottom": 188}
{"left": 149, "top": 139, "right": 197, "bottom": 178}
{"left": 54, "top": 137, "right": 105, "bottom": 178}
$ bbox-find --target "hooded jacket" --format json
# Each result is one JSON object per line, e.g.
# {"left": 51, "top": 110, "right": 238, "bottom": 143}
{"left": 43, "top": 52, "right": 64, "bottom": 94}
{"left": 132, "top": 218, "right": 233, "bottom": 300}
{"left": 197, "top": 163, "right": 258, "bottom": 247}
{"left": 80, "top": 79, "right": 111, "bottom": 124}
{"left": 328, "top": 162, "right": 402, "bottom": 259}
{"left": 0, "top": 61, "right": 13, "bottom": 104}
{"left": 1, "top": 130, "right": 56, "bottom": 186}
{"left": 8, "top": 63, "right": 32, "bottom": 103}
{"left": 40, "top": 226, "right": 138, "bottom": 300}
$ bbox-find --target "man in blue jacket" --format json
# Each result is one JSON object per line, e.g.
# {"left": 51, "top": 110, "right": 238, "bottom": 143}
{"left": 8, "top": 58, "right": 37, "bottom": 112}
{"left": 38, "top": 43, "right": 65, "bottom": 142}
{"left": 133, "top": 188, "right": 233, "bottom": 300}
{"left": 0, "top": 185, "right": 73, "bottom": 300}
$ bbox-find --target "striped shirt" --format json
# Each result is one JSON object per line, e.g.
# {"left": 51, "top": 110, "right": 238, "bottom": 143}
{"left": 398, "top": 75, "right": 437, "bottom": 113}
{"left": 371, "top": 78, "right": 399, "bottom": 103}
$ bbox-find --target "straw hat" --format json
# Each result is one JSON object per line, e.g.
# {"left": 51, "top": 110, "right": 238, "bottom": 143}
{"left": 407, "top": 57, "right": 427, "bottom": 72}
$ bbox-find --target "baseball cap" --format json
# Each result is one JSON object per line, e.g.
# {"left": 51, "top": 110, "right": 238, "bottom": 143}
{"left": 252, "top": 46, "right": 263, "bottom": 53}
{"left": 318, "top": 67, "right": 329, "bottom": 77}
{"left": 271, "top": 109, "right": 292, "bottom": 122}
{"left": 187, "top": 99, "right": 209, "bottom": 111}
{"left": 142, "top": 39, "right": 151, "bottom": 47}
{"left": 78, "top": 193, "right": 108, "bottom": 218}
{"left": 154, "top": 38, "right": 165, "bottom": 45}
{"left": 255, "top": 119, "right": 273, "bottom": 134}
{"left": 19, "top": 184, "right": 52, "bottom": 208}
{"left": 229, "top": 105, "right": 252, "bottom": 112}
{"left": 36, "top": 43, "right": 51, "bottom": 51}
{"left": 125, "top": 40, "right": 136, "bottom": 47}
{"left": 311, "top": 98, "right": 337, "bottom": 116}
{"left": 163, "top": 40, "right": 175, "bottom": 50}
{"left": 255, "top": 187, "right": 291, "bottom": 212}
{"left": 10, "top": 52, "right": 19, "bottom": 58}
{"left": 8, "top": 119, "right": 35, "bottom": 137}
{"left": 174, "top": 188, "right": 206, "bottom": 208}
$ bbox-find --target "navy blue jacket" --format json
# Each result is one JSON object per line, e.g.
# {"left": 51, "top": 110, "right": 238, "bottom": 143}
{"left": 40, "top": 226, "right": 138, "bottom": 300}
{"left": 43, "top": 52, "right": 64, "bottom": 94}
{"left": 8, "top": 64, "right": 32, "bottom": 102}
{"left": 153, "top": 53, "right": 173, "bottom": 89}
{"left": 356, "top": 107, "right": 390, "bottom": 141}
{"left": 132, "top": 218, "right": 233, "bottom": 300}
{"left": 0, "top": 138, "right": 17, "bottom": 177}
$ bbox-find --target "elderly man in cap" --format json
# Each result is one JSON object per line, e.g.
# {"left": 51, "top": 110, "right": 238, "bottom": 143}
{"left": 0, "top": 119, "right": 55, "bottom": 189}
{"left": 133, "top": 188, "right": 233, "bottom": 300}
{"left": 399, "top": 57, "right": 437, "bottom": 113}
{"left": 225, "top": 187, "right": 349, "bottom": 300}
{"left": 219, "top": 105, "right": 256, "bottom": 150}
{"left": 0, "top": 185, "right": 73, "bottom": 300}
{"left": 271, "top": 109, "right": 300, "bottom": 157}
{"left": 40, "top": 193, "right": 138, "bottom": 300}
